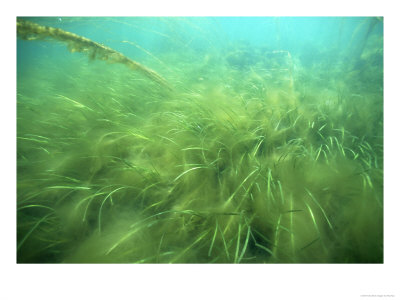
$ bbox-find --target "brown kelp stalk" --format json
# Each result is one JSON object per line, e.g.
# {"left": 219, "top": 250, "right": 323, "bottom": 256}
{"left": 17, "top": 19, "right": 172, "bottom": 90}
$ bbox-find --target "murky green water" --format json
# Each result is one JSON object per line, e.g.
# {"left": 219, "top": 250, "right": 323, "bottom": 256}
{"left": 17, "top": 17, "right": 383, "bottom": 263}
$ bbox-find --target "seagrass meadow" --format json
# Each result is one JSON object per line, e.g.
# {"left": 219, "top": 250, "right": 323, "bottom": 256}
{"left": 16, "top": 17, "right": 383, "bottom": 263}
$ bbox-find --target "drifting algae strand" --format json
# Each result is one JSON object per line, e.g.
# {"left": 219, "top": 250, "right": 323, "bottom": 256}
{"left": 17, "top": 19, "right": 172, "bottom": 90}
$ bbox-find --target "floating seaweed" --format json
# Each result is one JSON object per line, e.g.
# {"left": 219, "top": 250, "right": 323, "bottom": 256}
{"left": 17, "top": 19, "right": 172, "bottom": 90}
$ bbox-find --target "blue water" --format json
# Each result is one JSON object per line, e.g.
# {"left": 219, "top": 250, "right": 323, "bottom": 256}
{"left": 18, "top": 17, "right": 383, "bottom": 67}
